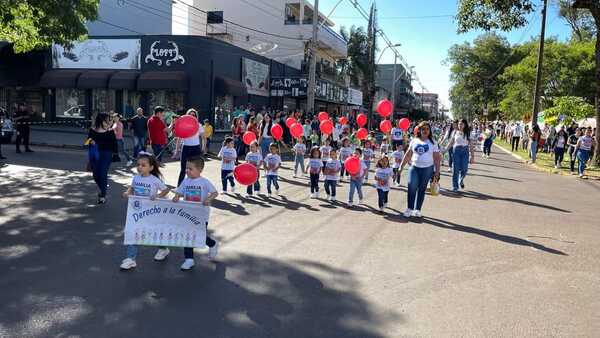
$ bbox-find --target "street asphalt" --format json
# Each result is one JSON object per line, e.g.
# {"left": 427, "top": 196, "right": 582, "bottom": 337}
{"left": 0, "top": 144, "right": 599, "bottom": 337}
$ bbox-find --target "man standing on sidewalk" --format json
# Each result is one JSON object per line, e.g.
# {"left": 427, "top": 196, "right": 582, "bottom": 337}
{"left": 511, "top": 122, "right": 522, "bottom": 152}
{"left": 129, "top": 107, "right": 148, "bottom": 158}
{"left": 13, "top": 103, "right": 33, "bottom": 153}
{"left": 147, "top": 106, "right": 169, "bottom": 162}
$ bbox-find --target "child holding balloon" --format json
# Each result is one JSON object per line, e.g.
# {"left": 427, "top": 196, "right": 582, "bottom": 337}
{"left": 307, "top": 147, "right": 323, "bottom": 198}
{"left": 245, "top": 141, "right": 263, "bottom": 196}
{"left": 375, "top": 156, "right": 393, "bottom": 212}
{"left": 218, "top": 137, "right": 237, "bottom": 193}
{"left": 293, "top": 137, "right": 307, "bottom": 178}
{"left": 362, "top": 140, "right": 375, "bottom": 181}
{"left": 323, "top": 149, "right": 341, "bottom": 201}
{"left": 338, "top": 137, "right": 353, "bottom": 180}
{"left": 347, "top": 148, "right": 367, "bottom": 207}
{"left": 264, "top": 143, "right": 282, "bottom": 197}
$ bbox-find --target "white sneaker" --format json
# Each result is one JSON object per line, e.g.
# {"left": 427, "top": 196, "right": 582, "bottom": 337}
{"left": 153, "top": 248, "right": 170, "bottom": 261}
{"left": 126, "top": 160, "right": 133, "bottom": 166}
{"left": 208, "top": 242, "right": 219, "bottom": 261}
{"left": 293, "top": 174, "right": 298, "bottom": 178}
{"left": 231, "top": 186, "right": 236, "bottom": 193}
{"left": 554, "top": 165, "right": 558, "bottom": 169}
{"left": 348, "top": 201, "right": 354, "bottom": 207}
{"left": 358, "top": 198, "right": 363, "bottom": 204}
{"left": 120, "top": 258, "right": 137, "bottom": 270}
{"left": 331, "top": 196, "right": 336, "bottom": 201}
{"left": 403, "top": 208, "right": 413, "bottom": 218}
{"left": 267, "top": 193, "right": 272, "bottom": 197}
{"left": 412, "top": 210, "right": 423, "bottom": 218}
{"left": 447, "top": 168, "right": 452, "bottom": 172}
{"left": 326, "top": 194, "right": 330, "bottom": 200}
{"left": 180, "top": 259, "right": 195, "bottom": 270}
{"left": 244, "top": 193, "right": 250, "bottom": 198}
{"left": 315, "top": 192, "right": 320, "bottom": 198}
{"left": 384, "top": 203, "right": 388, "bottom": 208}
{"left": 221, "top": 190, "right": 227, "bottom": 194}
{"left": 275, "top": 189, "right": 280, "bottom": 196}
{"left": 379, "top": 206, "right": 385, "bottom": 212}
{"left": 310, "top": 193, "right": 315, "bottom": 198}
{"left": 395, "top": 183, "right": 401, "bottom": 187}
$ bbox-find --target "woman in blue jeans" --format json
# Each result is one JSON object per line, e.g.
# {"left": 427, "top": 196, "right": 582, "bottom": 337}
{"left": 446, "top": 119, "right": 475, "bottom": 192}
{"left": 575, "top": 127, "right": 595, "bottom": 178}
{"left": 177, "top": 109, "right": 203, "bottom": 185}
{"left": 400, "top": 121, "right": 441, "bottom": 218}
{"left": 258, "top": 114, "right": 274, "bottom": 157}
{"left": 529, "top": 124, "right": 541, "bottom": 163}
{"left": 88, "top": 112, "right": 118, "bottom": 204}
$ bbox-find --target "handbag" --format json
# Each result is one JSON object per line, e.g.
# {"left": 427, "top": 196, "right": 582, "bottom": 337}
{"left": 429, "top": 177, "right": 440, "bottom": 196}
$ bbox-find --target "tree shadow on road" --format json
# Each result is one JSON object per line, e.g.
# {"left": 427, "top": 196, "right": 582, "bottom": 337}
{"left": 458, "top": 190, "right": 571, "bottom": 213}
{"left": 421, "top": 217, "right": 567, "bottom": 256}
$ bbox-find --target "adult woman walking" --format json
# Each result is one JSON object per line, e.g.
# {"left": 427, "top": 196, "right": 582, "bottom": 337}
{"left": 529, "top": 124, "right": 541, "bottom": 163}
{"left": 567, "top": 128, "right": 581, "bottom": 174}
{"left": 440, "top": 120, "right": 457, "bottom": 172}
{"left": 552, "top": 127, "right": 568, "bottom": 169}
{"left": 446, "top": 119, "right": 474, "bottom": 192}
{"left": 111, "top": 114, "right": 133, "bottom": 166}
{"left": 482, "top": 124, "right": 496, "bottom": 158}
{"left": 88, "top": 112, "right": 118, "bottom": 204}
{"left": 177, "top": 109, "right": 203, "bottom": 185}
{"left": 258, "top": 113, "right": 274, "bottom": 157}
{"left": 575, "top": 127, "right": 595, "bottom": 178}
{"left": 400, "top": 121, "right": 441, "bottom": 218}
{"left": 232, "top": 117, "right": 245, "bottom": 160}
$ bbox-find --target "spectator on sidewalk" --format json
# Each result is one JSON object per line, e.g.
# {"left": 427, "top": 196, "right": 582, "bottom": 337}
{"left": 202, "top": 119, "right": 213, "bottom": 155}
{"left": 13, "top": 103, "right": 33, "bottom": 153}
{"left": 576, "top": 127, "right": 596, "bottom": 178}
{"left": 111, "top": 113, "right": 133, "bottom": 166}
{"left": 129, "top": 108, "right": 148, "bottom": 159}
{"left": 552, "top": 127, "right": 568, "bottom": 169}
{"left": 88, "top": 112, "right": 118, "bottom": 204}
{"left": 511, "top": 122, "right": 522, "bottom": 152}
{"left": 529, "top": 124, "right": 541, "bottom": 164}
{"left": 0, "top": 109, "right": 12, "bottom": 160}
{"left": 147, "top": 106, "right": 169, "bottom": 162}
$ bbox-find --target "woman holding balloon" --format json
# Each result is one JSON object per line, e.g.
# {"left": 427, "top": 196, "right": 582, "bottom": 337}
{"left": 400, "top": 121, "right": 441, "bottom": 218}
{"left": 258, "top": 114, "right": 274, "bottom": 157}
{"left": 176, "top": 109, "right": 203, "bottom": 185}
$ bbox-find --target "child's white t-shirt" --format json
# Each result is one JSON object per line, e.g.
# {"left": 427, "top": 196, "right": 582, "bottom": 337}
{"left": 218, "top": 147, "right": 237, "bottom": 171}
{"left": 176, "top": 176, "right": 217, "bottom": 216}
{"left": 264, "top": 154, "right": 281, "bottom": 176}
{"left": 339, "top": 147, "right": 353, "bottom": 161}
{"left": 391, "top": 127, "right": 404, "bottom": 141}
{"left": 320, "top": 145, "right": 332, "bottom": 161}
{"left": 380, "top": 143, "right": 390, "bottom": 155}
{"left": 363, "top": 148, "right": 374, "bottom": 162}
{"left": 324, "top": 159, "right": 341, "bottom": 181}
{"left": 131, "top": 174, "right": 167, "bottom": 197}
{"left": 375, "top": 168, "right": 393, "bottom": 191}
{"left": 294, "top": 143, "right": 307, "bottom": 156}
{"left": 245, "top": 151, "right": 263, "bottom": 167}
{"left": 308, "top": 158, "right": 323, "bottom": 175}
{"left": 350, "top": 161, "right": 368, "bottom": 183}
{"left": 391, "top": 150, "right": 404, "bottom": 169}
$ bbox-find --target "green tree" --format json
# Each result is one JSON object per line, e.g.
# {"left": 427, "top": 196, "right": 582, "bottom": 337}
{"left": 446, "top": 32, "right": 514, "bottom": 119}
{"left": 0, "top": 0, "right": 99, "bottom": 53}
{"left": 545, "top": 96, "right": 595, "bottom": 125}
{"left": 559, "top": 0, "right": 596, "bottom": 41}
{"left": 338, "top": 26, "right": 370, "bottom": 87}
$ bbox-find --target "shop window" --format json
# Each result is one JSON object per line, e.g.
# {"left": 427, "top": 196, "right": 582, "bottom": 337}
{"left": 148, "top": 90, "right": 185, "bottom": 125}
{"left": 92, "top": 89, "right": 116, "bottom": 115}
{"left": 285, "top": 3, "right": 300, "bottom": 25}
{"left": 56, "top": 88, "right": 86, "bottom": 119}
{"left": 214, "top": 94, "right": 234, "bottom": 131}
{"left": 207, "top": 11, "right": 223, "bottom": 24}
{"left": 123, "top": 90, "right": 142, "bottom": 118}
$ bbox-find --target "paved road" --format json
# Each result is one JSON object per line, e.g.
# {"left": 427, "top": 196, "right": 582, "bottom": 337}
{"left": 1, "top": 146, "right": 599, "bottom": 337}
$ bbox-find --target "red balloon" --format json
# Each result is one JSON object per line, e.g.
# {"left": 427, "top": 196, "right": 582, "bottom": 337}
{"left": 242, "top": 131, "right": 256, "bottom": 145}
{"left": 356, "top": 127, "right": 368, "bottom": 140}
{"left": 377, "top": 99, "right": 393, "bottom": 118}
{"left": 320, "top": 119, "right": 333, "bottom": 135}
{"left": 380, "top": 119, "right": 392, "bottom": 133}
{"left": 233, "top": 163, "right": 258, "bottom": 186}
{"left": 271, "top": 124, "right": 283, "bottom": 140}
{"left": 344, "top": 157, "right": 361, "bottom": 176}
{"left": 290, "top": 122, "right": 304, "bottom": 138}
{"left": 173, "top": 115, "right": 199, "bottom": 138}
{"left": 285, "top": 117, "right": 297, "bottom": 128}
{"left": 339, "top": 116, "right": 348, "bottom": 125}
{"left": 398, "top": 118, "right": 410, "bottom": 131}
{"left": 318, "top": 111, "right": 329, "bottom": 122}
{"left": 356, "top": 113, "right": 367, "bottom": 127}
{"left": 413, "top": 125, "right": 420, "bottom": 136}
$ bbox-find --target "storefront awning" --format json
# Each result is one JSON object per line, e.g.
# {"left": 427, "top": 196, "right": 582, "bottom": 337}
{"left": 39, "top": 70, "right": 82, "bottom": 88}
{"left": 77, "top": 70, "right": 115, "bottom": 89}
{"left": 137, "top": 71, "right": 187, "bottom": 91}
{"left": 109, "top": 71, "right": 140, "bottom": 90}
{"left": 214, "top": 76, "right": 247, "bottom": 97}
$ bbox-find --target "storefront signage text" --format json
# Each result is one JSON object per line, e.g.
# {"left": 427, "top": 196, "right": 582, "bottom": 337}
{"left": 145, "top": 41, "right": 185, "bottom": 67}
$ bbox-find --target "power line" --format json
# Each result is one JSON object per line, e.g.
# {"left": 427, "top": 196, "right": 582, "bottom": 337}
{"left": 332, "top": 14, "right": 455, "bottom": 20}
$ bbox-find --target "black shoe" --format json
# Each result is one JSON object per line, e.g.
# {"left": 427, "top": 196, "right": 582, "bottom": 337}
{"left": 25, "top": 149, "right": 34, "bottom": 153}
{"left": 460, "top": 182, "right": 465, "bottom": 189}
{"left": 0, "top": 156, "right": 6, "bottom": 160}
{"left": 16, "top": 149, "right": 22, "bottom": 154}
{"left": 98, "top": 197, "right": 107, "bottom": 204}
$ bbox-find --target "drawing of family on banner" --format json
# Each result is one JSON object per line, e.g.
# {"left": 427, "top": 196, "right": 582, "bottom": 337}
{"left": 124, "top": 196, "right": 208, "bottom": 248}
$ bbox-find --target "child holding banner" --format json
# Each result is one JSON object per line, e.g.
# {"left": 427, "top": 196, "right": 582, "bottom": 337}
{"left": 120, "top": 152, "right": 171, "bottom": 270}
{"left": 173, "top": 156, "right": 219, "bottom": 270}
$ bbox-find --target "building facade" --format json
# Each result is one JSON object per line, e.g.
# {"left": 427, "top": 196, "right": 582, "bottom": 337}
{"left": 415, "top": 93, "right": 439, "bottom": 119}
{"left": 375, "top": 64, "right": 415, "bottom": 117}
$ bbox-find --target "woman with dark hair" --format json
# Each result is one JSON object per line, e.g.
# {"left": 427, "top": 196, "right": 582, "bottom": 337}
{"left": 575, "top": 127, "right": 596, "bottom": 178}
{"left": 258, "top": 113, "right": 273, "bottom": 157}
{"left": 177, "top": 109, "right": 203, "bottom": 185}
{"left": 529, "top": 124, "right": 542, "bottom": 163}
{"left": 552, "top": 127, "right": 568, "bottom": 169}
{"left": 400, "top": 121, "right": 441, "bottom": 218}
{"left": 88, "top": 112, "right": 118, "bottom": 204}
{"left": 232, "top": 117, "right": 245, "bottom": 160}
{"left": 446, "top": 119, "right": 475, "bottom": 192}
{"left": 440, "top": 120, "right": 457, "bottom": 172}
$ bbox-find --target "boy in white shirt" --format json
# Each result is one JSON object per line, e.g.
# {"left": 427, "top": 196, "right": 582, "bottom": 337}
{"left": 218, "top": 137, "right": 237, "bottom": 193}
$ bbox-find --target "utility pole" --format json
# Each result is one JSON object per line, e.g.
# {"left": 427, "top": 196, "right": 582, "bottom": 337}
{"left": 391, "top": 53, "right": 397, "bottom": 118}
{"left": 307, "top": 0, "right": 319, "bottom": 115}
{"left": 531, "top": 0, "right": 548, "bottom": 125}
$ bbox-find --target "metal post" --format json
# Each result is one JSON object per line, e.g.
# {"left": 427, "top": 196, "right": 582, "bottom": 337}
{"left": 531, "top": 0, "right": 548, "bottom": 125}
{"left": 307, "top": 0, "right": 319, "bottom": 115}
{"left": 391, "top": 53, "right": 397, "bottom": 118}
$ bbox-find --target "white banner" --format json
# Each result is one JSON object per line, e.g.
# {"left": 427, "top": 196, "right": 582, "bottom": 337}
{"left": 243, "top": 58, "right": 269, "bottom": 96}
{"left": 52, "top": 39, "right": 141, "bottom": 69}
{"left": 347, "top": 88, "right": 363, "bottom": 106}
{"left": 124, "top": 196, "right": 207, "bottom": 248}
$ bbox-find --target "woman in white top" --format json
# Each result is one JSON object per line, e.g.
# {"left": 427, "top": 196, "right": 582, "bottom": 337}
{"left": 575, "top": 127, "right": 596, "bottom": 178}
{"left": 400, "top": 121, "right": 441, "bottom": 218}
{"left": 446, "top": 119, "right": 475, "bottom": 192}
{"left": 177, "top": 109, "right": 203, "bottom": 185}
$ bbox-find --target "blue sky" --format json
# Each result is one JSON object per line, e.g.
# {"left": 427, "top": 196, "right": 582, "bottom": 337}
{"left": 317, "top": 0, "right": 572, "bottom": 112}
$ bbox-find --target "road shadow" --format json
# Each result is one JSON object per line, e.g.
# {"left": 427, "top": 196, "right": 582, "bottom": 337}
{"left": 421, "top": 217, "right": 567, "bottom": 256}
{"left": 466, "top": 173, "right": 522, "bottom": 182}
{"left": 459, "top": 191, "right": 571, "bottom": 213}
{"left": 0, "top": 166, "right": 400, "bottom": 338}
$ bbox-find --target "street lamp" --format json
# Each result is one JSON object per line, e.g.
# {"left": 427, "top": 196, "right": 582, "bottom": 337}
{"left": 376, "top": 43, "right": 401, "bottom": 115}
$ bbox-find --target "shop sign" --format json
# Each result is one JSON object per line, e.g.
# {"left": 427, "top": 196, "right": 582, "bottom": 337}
{"left": 144, "top": 41, "right": 185, "bottom": 67}
{"left": 52, "top": 39, "right": 141, "bottom": 69}
{"left": 270, "top": 77, "right": 347, "bottom": 104}
{"left": 347, "top": 88, "right": 363, "bottom": 106}
{"left": 243, "top": 58, "right": 269, "bottom": 97}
